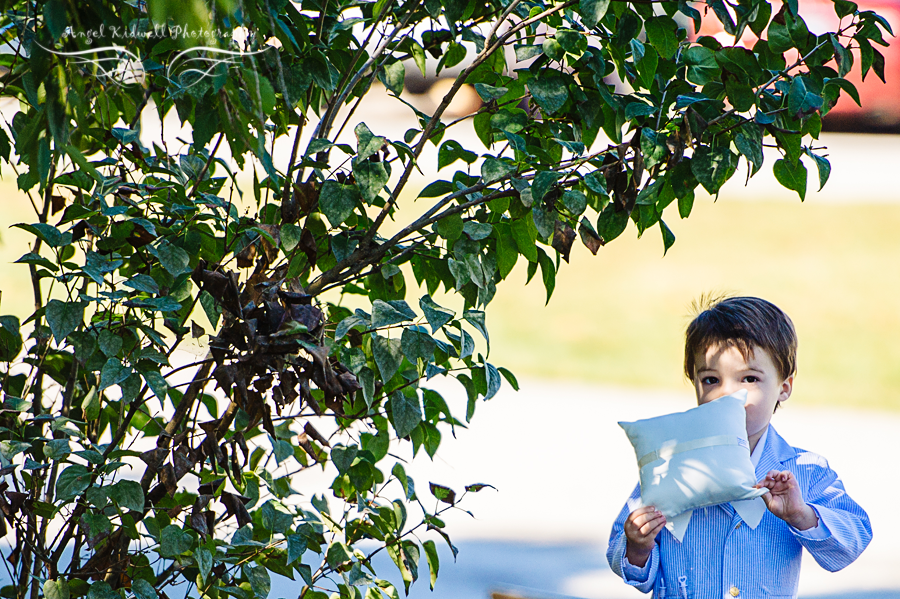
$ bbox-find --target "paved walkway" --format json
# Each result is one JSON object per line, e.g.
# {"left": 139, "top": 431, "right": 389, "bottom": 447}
{"left": 384, "top": 378, "right": 900, "bottom": 599}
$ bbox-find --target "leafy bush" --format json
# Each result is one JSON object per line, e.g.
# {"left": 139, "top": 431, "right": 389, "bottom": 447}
{"left": 0, "top": 0, "right": 888, "bottom": 599}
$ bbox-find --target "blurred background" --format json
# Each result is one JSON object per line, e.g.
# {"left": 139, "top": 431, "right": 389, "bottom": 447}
{"left": 3, "top": 1, "right": 900, "bottom": 594}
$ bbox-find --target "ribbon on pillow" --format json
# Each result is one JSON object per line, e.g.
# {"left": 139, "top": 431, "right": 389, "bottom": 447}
{"left": 638, "top": 434, "right": 748, "bottom": 469}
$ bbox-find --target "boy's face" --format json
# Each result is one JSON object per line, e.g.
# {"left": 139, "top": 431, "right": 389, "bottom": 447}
{"left": 692, "top": 343, "right": 793, "bottom": 451}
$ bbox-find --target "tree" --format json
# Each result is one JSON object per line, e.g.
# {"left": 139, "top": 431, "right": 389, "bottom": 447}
{"left": 0, "top": 0, "right": 888, "bottom": 599}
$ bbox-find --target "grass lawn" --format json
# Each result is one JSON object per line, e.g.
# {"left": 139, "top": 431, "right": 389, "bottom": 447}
{"left": 484, "top": 195, "right": 900, "bottom": 412}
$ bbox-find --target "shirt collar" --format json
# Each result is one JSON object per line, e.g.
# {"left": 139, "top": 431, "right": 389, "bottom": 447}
{"left": 750, "top": 425, "right": 769, "bottom": 468}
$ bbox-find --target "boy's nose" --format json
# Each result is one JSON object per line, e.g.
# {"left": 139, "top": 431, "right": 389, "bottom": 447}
{"left": 720, "top": 382, "right": 742, "bottom": 397}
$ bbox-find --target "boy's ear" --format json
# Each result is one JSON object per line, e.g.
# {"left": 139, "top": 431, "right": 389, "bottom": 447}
{"left": 778, "top": 375, "right": 794, "bottom": 404}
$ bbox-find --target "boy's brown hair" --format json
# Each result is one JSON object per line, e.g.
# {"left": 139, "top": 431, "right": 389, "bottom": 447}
{"left": 684, "top": 295, "right": 798, "bottom": 381}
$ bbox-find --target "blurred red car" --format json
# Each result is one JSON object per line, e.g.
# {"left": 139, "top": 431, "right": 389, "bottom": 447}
{"left": 696, "top": 0, "right": 898, "bottom": 131}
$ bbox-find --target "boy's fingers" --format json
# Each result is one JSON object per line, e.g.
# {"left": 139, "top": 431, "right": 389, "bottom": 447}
{"left": 631, "top": 511, "right": 664, "bottom": 530}
{"left": 640, "top": 517, "right": 666, "bottom": 536}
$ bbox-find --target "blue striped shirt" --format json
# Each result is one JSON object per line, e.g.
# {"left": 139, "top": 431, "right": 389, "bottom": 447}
{"left": 607, "top": 426, "right": 872, "bottom": 599}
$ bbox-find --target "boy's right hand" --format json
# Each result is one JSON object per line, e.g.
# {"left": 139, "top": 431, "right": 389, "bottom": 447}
{"left": 624, "top": 506, "right": 666, "bottom": 567}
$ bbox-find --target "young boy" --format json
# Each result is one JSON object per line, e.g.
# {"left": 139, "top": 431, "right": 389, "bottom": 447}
{"left": 607, "top": 296, "right": 872, "bottom": 599}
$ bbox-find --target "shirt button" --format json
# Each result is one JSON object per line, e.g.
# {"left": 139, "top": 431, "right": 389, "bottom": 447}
{"left": 729, "top": 587, "right": 740, "bottom": 597}
{"left": 735, "top": 523, "right": 742, "bottom": 529}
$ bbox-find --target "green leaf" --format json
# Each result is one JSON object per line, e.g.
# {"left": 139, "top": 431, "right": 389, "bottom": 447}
{"left": 440, "top": 42, "right": 467, "bottom": 71}
{"left": 579, "top": 0, "right": 611, "bottom": 28}
{"left": 100, "top": 358, "right": 131, "bottom": 391}
{"left": 353, "top": 159, "right": 389, "bottom": 202}
{"left": 659, "top": 220, "right": 676, "bottom": 256}
{"left": 691, "top": 145, "right": 737, "bottom": 195}
{"left": 83, "top": 512, "right": 111, "bottom": 537}
{"left": 109, "top": 480, "right": 144, "bottom": 512}
{"left": 473, "top": 83, "right": 508, "bottom": 101}
{"left": 355, "top": 123, "right": 386, "bottom": 161}
{"left": 150, "top": 241, "right": 191, "bottom": 276}
{"left": 330, "top": 445, "right": 358, "bottom": 475}
{"left": 463, "top": 310, "right": 489, "bottom": 349}
{"left": 538, "top": 250, "right": 556, "bottom": 304}
{"left": 483, "top": 363, "right": 502, "bottom": 400}
{"left": 481, "top": 157, "right": 515, "bottom": 184}
{"left": 683, "top": 46, "right": 720, "bottom": 85}
{"left": 245, "top": 564, "right": 271, "bottom": 598}
{"left": 640, "top": 129, "right": 667, "bottom": 170}
{"left": 422, "top": 540, "right": 439, "bottom": 590}
{"left": 632, "top": 40, "right": 658, "bottom": 89}
{"left": 196, "top": 547, "right": 213, "bottom": 583}
{"left": 436, "top": 212, "right": 464, "bottom": 242}
{"left": 380, "top": 60, "right": 406, "bottom": 95}
{"left": 43, "top": 439, "right": 70, "bottom": 461}
{"left": 14, "top": 252, "right": 58, "bottom": 272}
{"left": 87, "top": 582, "right": 118, "bottom": 599}
{"left": 463, "top": 222, "right": 493, "bottom": 241}
{"left": 428, "top": 482, "right": 456, "bottom": 504}
{"left": 43, "top": 0, "right": 67, "bottom": 39}
{"left": 98, "top": 329, "right": 122, "bottom": 358}
{"left": 261, "top": 499, "right": 294, "bottom": 533}
{"left": 56, "top": 465, "right": 91, "bottom": 501}
{"left": 515, "top": 45, "right": 543, "bottom": 61}
{"left": 833, "top": 0, "right": 857, "bottom": 17}
{"left": 326, "top": 542, "right": 354, "bottom": 569}
{"left": 141, "top": 369, "right": 169, "bottom": 402}
{"left": 122, "top": 274, "right": 159, "bottom": 294}
{"left": 645, "top": 16, "right": 679, "bottom": 59}
{"left": 528, "top": 76, "right": 569, "bottom": 114}
{"left": 805, "top": 149, "right": 831, "bottom": 191}
{"left": 372, "top": 334, "right": 403, "bottom": 382}
{"left": 274, "top": 439, "right": 293, "bottom": 464}
{"left": 410, "top": 40, "right": 427, "bottom": 75}
{"left": 787, "top": 76, "right": 823, "bottom": 117}
{"left": 81, "top": 387, "right": 100, "bottom": 421}
{"left": 371, "top": 300, "right": 415, "bottom": 328}
{"left": 14, "top": 223, "right": 64, "bottom": 247}
{"left": 419, "top": 296, "right": 455, "bottom": 333}
{"left": 734, "top": 124, "right": 764, "bottom": 175}
{"left": 45, "top": 300, "right": 86, "bottom": 344}
{"left": 625, "top": 101, "right": 656, "bottom": 119}
{"left": 773, "top": 158, "right": 808, "bottom": 201}
{"left": 401, "top": 326, "right": 436, "bottom": 363}
{"left": 131, "top": 580, "right": 157, "bottom": 599}
{"left": 319, "top": 181, "right": 360, "bottom": 227}
{"left": 596, "top": 204, "right": 629, "bottom": 243}
{"left": 532, "top": 171, "right": 562, "bottom": 203}
{"left": 438, "top": 140, "right": 477, "bottom": 170}
{"left": 44, "top": 579, "right": 69, "bottom": 599}
{"left": 473, "top": 112, "right": 493, "bottom": 149}
{"left": 390, "top": 392, "right": 423, "bottom": 438}
{"left": 824, "top": 77, "right": 861, "bottom": 106}
{"left": 511, "top": 217, "right": 538, "bottom": 262}
{"left": 544, "top": 40, "right": 563, "bottom": 65}
{"left": 159, "top": 525, "right": 194, "bottom": 557}
{"left": 242, "top": 69, "right": 277, "bottom": 115}
{"left": 64, "top": 145, "right": 103, "bottom": 186}
{"left": 287, "top": 534, "right": 307, "bottom": 565}
{"left": 498, "top": 366, "right": 519, "bottom": 390}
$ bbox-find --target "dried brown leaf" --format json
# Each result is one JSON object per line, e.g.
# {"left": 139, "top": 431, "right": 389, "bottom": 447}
{"left": 551, "top": 220, "right": 576, "bottom": 263}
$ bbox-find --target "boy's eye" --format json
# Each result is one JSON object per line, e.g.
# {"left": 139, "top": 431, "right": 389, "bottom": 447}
{"left": 743, "top": 375, "right": 759, "bottom": 383}
{"left": 701, "top": 376, "right": 718, "bottom": 385}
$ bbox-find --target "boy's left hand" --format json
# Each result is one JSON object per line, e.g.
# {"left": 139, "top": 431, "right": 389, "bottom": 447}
{"left": 756, "top": 470, "right": 819, "bottom": 531}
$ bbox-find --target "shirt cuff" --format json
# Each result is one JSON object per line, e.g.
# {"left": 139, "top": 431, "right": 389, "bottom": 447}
{"left": 791, "top": 506, "right": 831, "bottom": 540}
{"left": 623, "top": 555, "right": 652, "bottom": 582}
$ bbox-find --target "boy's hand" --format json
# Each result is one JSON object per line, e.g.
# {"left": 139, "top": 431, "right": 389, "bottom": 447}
{"left": 756, "top": 470, "right": 819, "bottom": 530}
{"left": 624, "top": 506, "right": 666, "bottom": 567}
